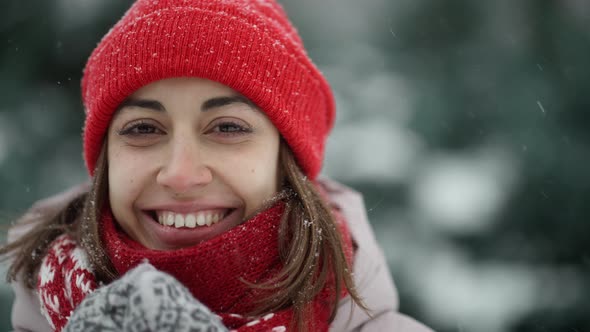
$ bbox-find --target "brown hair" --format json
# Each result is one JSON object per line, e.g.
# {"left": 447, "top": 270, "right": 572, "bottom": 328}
{"left": 1, "top": 141, "right": 368, "bottom": 331}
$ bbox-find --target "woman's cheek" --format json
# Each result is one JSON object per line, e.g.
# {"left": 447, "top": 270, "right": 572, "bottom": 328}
{"left": 109, "top": 151, "right": 147, "bottom": 199}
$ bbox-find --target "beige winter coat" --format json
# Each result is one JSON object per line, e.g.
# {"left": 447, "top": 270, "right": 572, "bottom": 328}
{"left": 8, "top": 179, "right": 432, "bottom": 332}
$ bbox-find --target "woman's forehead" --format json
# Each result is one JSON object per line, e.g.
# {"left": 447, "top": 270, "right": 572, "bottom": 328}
{"left": 114, "top": 77, "right": 263, "bottom": 117}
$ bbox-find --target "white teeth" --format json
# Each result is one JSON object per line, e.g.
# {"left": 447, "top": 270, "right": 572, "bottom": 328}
{"left": 196, "top": 214, "right": 206, "bottom": 226}
{"left": 174, "top": 214, "right": 184, "bottom": 228}
{"left": 155, "top": 210, "right": 227, "bottom": 228}
{"left": 185, "top": 214, "right": 196, "bottom": 228}
{"left": 166, "top": 213, "right": 174, "bottom": 226}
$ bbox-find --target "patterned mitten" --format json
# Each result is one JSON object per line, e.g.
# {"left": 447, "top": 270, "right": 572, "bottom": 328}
{"left": 63, "top": 262, "right": 229, "bottom": 332}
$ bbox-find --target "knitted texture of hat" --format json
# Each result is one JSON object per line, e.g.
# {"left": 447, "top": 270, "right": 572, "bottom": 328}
{"left": 81, "top": 0, "right": 335, "bottom": 179}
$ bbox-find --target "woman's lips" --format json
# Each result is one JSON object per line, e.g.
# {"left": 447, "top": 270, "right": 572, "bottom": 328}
{"left": 138, "top": 208, "right": 243, "bottom": 250}
{"left": 155, "top": 209, "right": 231, "bottom": 228}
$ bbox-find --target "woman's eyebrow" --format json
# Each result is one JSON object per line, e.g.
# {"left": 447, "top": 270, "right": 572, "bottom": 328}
{"left": 201, "top": 95, "right": 258, "bottom": 112}
{"left": 116, "top": 95, "right": 257, "bottom": 114}
{"left": 118, "top": 98, "right": 165, "bottom": 112}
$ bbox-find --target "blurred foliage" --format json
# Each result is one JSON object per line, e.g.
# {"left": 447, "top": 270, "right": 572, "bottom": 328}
{"left": 1, "top": 0, "right": 589, "bottom": 331}
{"left": 372, "top": 1, "right": 590, "bottom": 331}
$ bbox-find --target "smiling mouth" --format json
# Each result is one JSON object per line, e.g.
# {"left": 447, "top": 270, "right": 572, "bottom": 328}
{"left": 147, "top": 209, "right": 235, "bottom": 228}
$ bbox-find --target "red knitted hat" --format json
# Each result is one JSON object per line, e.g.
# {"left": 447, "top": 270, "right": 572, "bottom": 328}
{"left": 81, "top": 0, "right": 335, "bottom": 179}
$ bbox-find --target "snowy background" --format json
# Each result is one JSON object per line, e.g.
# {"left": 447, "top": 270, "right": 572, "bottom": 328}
{"left": 1, "top": 1, "right": 590, "bottom": 331}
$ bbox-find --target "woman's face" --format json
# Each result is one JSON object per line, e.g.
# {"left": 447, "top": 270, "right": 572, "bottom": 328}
{"left": 107, "top": 77, "right": 281, "bottom": 250}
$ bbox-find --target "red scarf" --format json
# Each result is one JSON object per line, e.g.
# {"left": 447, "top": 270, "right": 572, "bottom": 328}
{"left": 38, "top": 200, "right": 352, "bottom": 331}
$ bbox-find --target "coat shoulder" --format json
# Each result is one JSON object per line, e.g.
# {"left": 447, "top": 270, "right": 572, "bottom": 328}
{"left": 6, "top": 182, "right": 90, "bottom": 332}
{"left": 319, "top": 178, "right": 433, "bottom": 332}
{"left": 10, "top": 276, "right": 53, "bottom": 332}
{"left": 7, "top": 181, "right": 90, "bottom": 243}
{"left": 318, "top": 177, "right": 387, "bottom": 265}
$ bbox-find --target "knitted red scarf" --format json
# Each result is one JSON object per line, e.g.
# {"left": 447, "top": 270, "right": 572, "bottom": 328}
{"left": 38, "top": 201, "right": 352, "bottom": 332}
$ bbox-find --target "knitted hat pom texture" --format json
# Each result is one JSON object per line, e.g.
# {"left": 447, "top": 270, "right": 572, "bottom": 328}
{"left": 82, "top": 0, "right": 335, "bottom": 179}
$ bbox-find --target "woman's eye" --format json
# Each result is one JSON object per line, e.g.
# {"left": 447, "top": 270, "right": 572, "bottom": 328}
{"left": 210, "top": 121, "right": 252, "bottom": 136}
{"left": 118, "top": 121, "right": 163, "bottom": 136}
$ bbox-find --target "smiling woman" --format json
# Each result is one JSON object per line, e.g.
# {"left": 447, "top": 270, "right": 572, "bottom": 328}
{"left": 0, "top": 0, "right": 432, "bottom": 331}
{"left": 107, "top": 78, "right": 282, "bottom": 250}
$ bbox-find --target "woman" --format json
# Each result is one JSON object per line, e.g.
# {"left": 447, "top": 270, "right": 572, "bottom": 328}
{"left": 2, "top": 0, "right": 432, "bottom": 331}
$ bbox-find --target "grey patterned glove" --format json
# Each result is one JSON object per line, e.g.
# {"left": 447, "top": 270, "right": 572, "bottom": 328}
{"left": 63, "top": 262, "right": 229, "bottom": 332}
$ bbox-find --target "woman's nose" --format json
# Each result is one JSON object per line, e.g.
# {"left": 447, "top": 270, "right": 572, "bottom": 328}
{"left": 156, "top": 140, "right": 213, "bottom": 194}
